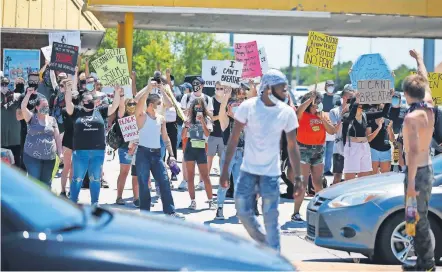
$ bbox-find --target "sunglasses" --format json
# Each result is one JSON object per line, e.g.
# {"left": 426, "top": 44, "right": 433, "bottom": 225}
{"left": 128, "top": 103, "right": 136, "bottom": 107}
{"left": 59, "top": 84, "right": 65, "bottom": 88}
{"left": 1, "top": 83, "right": 8, "bottom": 87}
{"left": 216, "top": 88, "right": 224, "bottom": 91}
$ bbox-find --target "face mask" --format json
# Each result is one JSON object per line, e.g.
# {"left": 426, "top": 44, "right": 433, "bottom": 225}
{"left": 38, "top": 106, "right": 50, "bottom": 115}
{"left": 316, "top": 103, "right": 323, "bottom": 112}
{"left": 194, "top": 108, "right": 203, "bottom": 113}
{"left": 326, "top": 86, "right": 335, "bottom": 93}
{"left": 28, "top": 83, "right": 38, "bottom": 89}
{"left": 1, "top": 86, "right": 8, "bottom": 93}
{"left": 15, "top": 83, "right": 24, "bottom": 93}
{"left": 171, "top": 80, "right": 175, "bottom": 86}
{"left": 268, "top": 87, "right": 286, "bottom": 105}
{"left": 83, "top": 102, "right": 95, "bottom": 110}
{"left": 392, "top": 97, "right": 400, "bottom": 107}
{"left": 231, "top": 106, "right": 238, "bottom": 114}
{"left": 79, "top": 80, "right": 87, "bottom": 85}
{"left": 86, "top": 83, "right": 94, "bottom": 92}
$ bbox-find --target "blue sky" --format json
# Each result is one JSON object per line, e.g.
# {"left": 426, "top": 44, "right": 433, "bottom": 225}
{"left": 216, "top": 34, "right": 442, "bottom": 71}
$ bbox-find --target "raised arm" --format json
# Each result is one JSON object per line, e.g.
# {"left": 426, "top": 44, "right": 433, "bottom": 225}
{"left": 40, "top": 60, "right": 49, "bottom": 82}
{"left": 84, "top": 58, "right": 90, "bottom": 78}
{"left": 410, "top": 50, "right": 429, "bottom": 82}
{"left": 131, "top": 71, "right": 137, "bottom": 98}
{"left": 20, "top": 89, "right": 35, "bottom": 123}
{"left": 219, "top": 88, "right": 232, "bottom": 131}
{"left": 296, "top": 96, "right": 314, "bottom": 120}
{"left": 118, "top": 93, "right": 125, "bottom": 118}
{"left": 108, "top": 86, "right": 122, "bottom": 116}
{"left": 64, "top": 79, "right": 75, "bottom": 116}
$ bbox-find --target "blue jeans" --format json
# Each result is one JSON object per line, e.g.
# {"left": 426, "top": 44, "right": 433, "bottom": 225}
{"left": 217, "top": 148, "right": 243, "bottom": 207}
{"left": 160, "top": 138, "right": 166, "bottom": 161}
{"left": 323, "top": 141, "right": 334, "bottom": 173}
{"left": 70, "top": 150, "right": 105, "bottom": 204}
{"left": 135, "top": 146, "right": 175, "bottom": 214}
{"left": 235, "top": 170, "right": 281, "bottom": 251}
{"left": 23, "top": 153, "right": 55, "bottom": 187}
{"left": 177, "top": 125, "right": 183, "bottom": 150}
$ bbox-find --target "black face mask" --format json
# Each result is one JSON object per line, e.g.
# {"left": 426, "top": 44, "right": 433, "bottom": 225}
{"left": 15, "top": 83, "right": 24, "bottom": 93}
{"left": 79, "top": 80, "right": 87, "bottom": 85}
{"left": 83, "top": 102, "right": 95, "bottom": 110}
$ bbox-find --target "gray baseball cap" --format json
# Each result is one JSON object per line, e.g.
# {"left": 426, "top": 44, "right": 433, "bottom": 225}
{"left": 326, "top": 80, "right": 335, "bottom": 85}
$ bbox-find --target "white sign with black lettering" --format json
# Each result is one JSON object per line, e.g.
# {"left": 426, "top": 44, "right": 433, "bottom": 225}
{"left": 357, "top": 80, "right": 392, "bottom": 104}
{"left": 49, "top": 31, "right": 81, "bottom": 50}
{"left": 220, "top": 60, "right": 243, "bottom": 88}
{"left": 202, "top": 60, "right": 223, "bottom": 87}
{"left": 259, "top": 47, "right": 269, "bottom": 74}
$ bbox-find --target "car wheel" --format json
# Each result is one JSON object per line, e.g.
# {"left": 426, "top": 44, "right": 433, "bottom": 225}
{"left": 375, "top": 212, "right": 439, "bottom": 265}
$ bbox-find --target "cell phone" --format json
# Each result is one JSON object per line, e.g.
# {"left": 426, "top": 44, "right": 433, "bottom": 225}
{"left": 197, "top": 112, "right": 203, "bottom": 117}
{"left": 385, "top": 119, "right": 391, "bottom": 126}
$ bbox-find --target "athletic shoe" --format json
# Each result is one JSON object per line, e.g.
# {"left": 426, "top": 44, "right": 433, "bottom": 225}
{"left": 59, "top": 191, "right": 67, "bottom": 198}
{"left": 188, "top": 200, "right": 197, "bottom": 210}
{"left": 101, "top": 179, "right": 109, "bottom": 188}
{"left": 133, "top": 198, "right": 140, "bottom": 208}
{"left": 324, "top": 171, "right": 333, "bottom": 176}
{"left": 291, "top": 213, "right": 304, "bottom": 222}
{"left": 178, "top": 180, "right": 188, "bottom": 191}
{"left": 171, "top": 174, "right": 178, "bottom": 181}
{"left": 196, "top": 181, "right": 205, "bottom": 190}
{"left": 208, "top": 200, "right": 216, "bottom": 210}
{"left": 215, "top": 207, "right": 225, "bottom": 220}
{"left": 116, "top": 197, "right": 125, "bottom": 205}
{"left": 169, "top": 212, "right": 185, "bottom": 220}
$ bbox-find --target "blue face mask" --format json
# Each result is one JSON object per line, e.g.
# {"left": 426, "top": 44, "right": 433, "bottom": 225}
{"left": 392, "top": 96, "right": 400, "bottom": 107}
{"left": 86, "top": 83, "right": 94, "bottom": 92}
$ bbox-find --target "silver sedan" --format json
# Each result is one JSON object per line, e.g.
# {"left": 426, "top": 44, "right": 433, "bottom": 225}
{"left": 306, "top": 156, "right": 442, "bottom": 265}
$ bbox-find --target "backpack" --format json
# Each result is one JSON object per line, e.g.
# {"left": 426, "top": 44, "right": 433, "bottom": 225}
{"left": 433, "top": 106, "right": 442, "bottom": 144}
{"left": 186, "top": 94, "right": 209, "bottom": 107}
{"left": 106, "top": 121, "right": 124, "bottom": 150}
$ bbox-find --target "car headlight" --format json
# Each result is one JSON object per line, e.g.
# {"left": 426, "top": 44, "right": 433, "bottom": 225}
{"left": 328, "top": 191, "right": 385, "bottom": 208}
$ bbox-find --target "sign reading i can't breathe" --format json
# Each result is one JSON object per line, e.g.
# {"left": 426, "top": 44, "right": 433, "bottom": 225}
{"left": 91, "top": 48, "right": 130, "bottom": 86}
{"left": 118, "top": 115, "right": 139, "bottom": 142}
{"left": 304, "top": 31, "right": 338, "bottom": 70}
{"left": 49, "top": 42, "right": 79, "bottom": 75}
{"left": 220, "top": 60, "right": 244, "bottom": 88}
{"left": 357, "top": 80, "right": 392, "bottom": 104}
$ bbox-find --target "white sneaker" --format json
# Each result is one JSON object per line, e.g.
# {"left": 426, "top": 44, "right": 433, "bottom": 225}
{"left": 188, "top": 200, "right": 197, "bottom": 210}
{"left": 208, "top": 200, "right": 216, "bottom": 210}
{"left": 178, "top": 180, "right": 188, "bottom": 191}
{"left": 196, "top": 181, "right": 205, "bottom": 190}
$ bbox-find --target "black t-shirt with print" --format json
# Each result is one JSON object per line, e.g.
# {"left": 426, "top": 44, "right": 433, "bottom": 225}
{"left": 72, "top": 105, "right": 108, "bottom": 150}
{"left": 211, "top": 97, "right": 223, "bottom": 137}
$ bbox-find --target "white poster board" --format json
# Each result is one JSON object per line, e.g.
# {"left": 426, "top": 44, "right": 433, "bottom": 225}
{"left": 118, "top": 115, "right": 139, "bottom": 142}
{"left": 49, "top": 31, "right": 81, "bottom": 50}
{"left": 220, "top": 60, "right": 244, "bottom": 88}
{"left": 41, "top": 45, "right": 52, "bottom": 61}
{"left": 259, "top": 47, "right": 269, "bottom": 74}
{"left": 357, "top": 80, "right": 392, "bottom": 104}
{"left": 202, "top": 60, "right": 223, "bottom": 87}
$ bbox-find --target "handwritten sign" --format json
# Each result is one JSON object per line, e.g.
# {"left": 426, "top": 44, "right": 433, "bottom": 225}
{"left": 202, "top": 60, "right": 223, "bottom": 87}
{"left": 91, "top": 48, "right": 130, "bottom": 86}
{"left": 304, "top": 31, "right": 338, "bottom": 70}
{"left": 118, "top": 115, "right": 139, "bottom": 142}
{"left": 49, "top": 42, "right": 79, "bottom": 75}
{"left": 259, "top": 47, "right": 269, "bottom": 74}
{"left": 41, "top": 46, "right": 52, "bottom": 61}
{"left": 350, "top": 53, "right": 394, "bottom": 90}
{"left": 234, "top": 41, "right": 262, "bottom": 78}
{"left": 220, "top": 60, "right": 244, "bottom": 88}
{"left": 49, "top": 31, "right": 81, "bottom": 50}
{"left": 357, "top": 80, "right": 392, "bottom": 104}
{"left": 413, "top": 72, "right": 442, "bottom": 105}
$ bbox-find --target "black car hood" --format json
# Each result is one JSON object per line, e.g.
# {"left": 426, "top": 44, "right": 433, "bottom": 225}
{"left": 57, "top": 210, "right": 295, "bottom": 271}
{"left": 318, "top": 172, "right": 405, "bottom": 200}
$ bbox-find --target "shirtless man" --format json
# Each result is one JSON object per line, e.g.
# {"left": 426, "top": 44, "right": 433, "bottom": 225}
{"left": 402, "top": 49, "right": 436, "bottom": 271}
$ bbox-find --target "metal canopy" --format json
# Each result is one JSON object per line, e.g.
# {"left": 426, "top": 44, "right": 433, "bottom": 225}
{"left": 88, "top": 6, "right": 442, "bottom": 38}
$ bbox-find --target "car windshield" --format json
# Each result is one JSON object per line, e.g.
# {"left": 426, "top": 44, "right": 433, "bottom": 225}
{"left": 433, "top": 154, "right": 442, "bottom": 176}
{"left": 1, "top": 164, "right": 84, "bottom": 232}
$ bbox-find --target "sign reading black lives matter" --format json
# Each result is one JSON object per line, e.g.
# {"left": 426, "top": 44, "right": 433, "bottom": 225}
{"left": 49, "top": 42, "right": 79, "bottom": 75}
{"left": 91, "top": 48, "right": 130, "bottom": 86}
{"left": 357, "top": 80, "right": 392, "bottom": 104}
{"left": 220, "top": 60, "right": 243, "bottom": 88}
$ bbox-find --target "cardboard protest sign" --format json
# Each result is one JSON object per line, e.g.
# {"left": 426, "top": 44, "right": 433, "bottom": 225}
{"left": 304, "top": 31, "right": 338, "bottom": 70}
{"left": 357, "top": 80, "right": 392, "bottom": 104}
{"left": 49, "top": 31, "right": 81, "bottom": 50}
{"left": 91, "top": 49, "right": 130, "bottom": 86}
{"left": 259, "top": 47, "right": 269, "bottom": 74}
{"left": 350, "top": 53, "right": 394, "bottom": 90}
{"left": 220, "top": 60, "right": 244, "bottom": 88}
{"left": 202, "top": 60, "right": 223, "bottom": 87}
{"left": 41, "top": 46, "right": 52, "bottom": 61}
{"left": 117, "top": 115, "right": 139, "bottom": 142}
{"left": 49, "top": 42, "right": 79, "bottom": 75}
{"left": 413, "top": 72, "right": 442, "bottom": 105}
{"left": 234, "top": 41, "right": 262, "bottom": 78}
{"left": 162, "top": 84, "right": 186, "bottom": 121}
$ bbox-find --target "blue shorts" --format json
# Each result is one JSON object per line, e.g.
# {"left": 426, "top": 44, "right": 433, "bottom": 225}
{"left": 118, "top": 147, "right": 133, "bottom": 165}
{"left": 370, "top": 148, "right": 391, "bottom": 163}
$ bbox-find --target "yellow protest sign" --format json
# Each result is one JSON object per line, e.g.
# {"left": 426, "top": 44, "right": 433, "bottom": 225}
{"left": 410, "top": 72, "right": 442, "bottom": 105}
{"left": 304, "top": 31, "right": 338, "bottom": 70}
{"left": 91, "top": 48, "right": 130, "bottom": 86}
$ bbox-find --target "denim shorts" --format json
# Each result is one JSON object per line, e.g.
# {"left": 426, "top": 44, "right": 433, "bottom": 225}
{"left": 118, "top": 147, "right": 133, "bottom": 165}
{"left": 370, "top": 148, "right": 391, "bottom": 163}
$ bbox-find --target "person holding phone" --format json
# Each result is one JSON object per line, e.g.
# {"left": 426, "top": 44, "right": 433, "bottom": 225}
{"left": 292, "top": 91, "right": 336, "bottom": 222}
{"left": 182, "top": 97, "right": 215, "bottom": 210}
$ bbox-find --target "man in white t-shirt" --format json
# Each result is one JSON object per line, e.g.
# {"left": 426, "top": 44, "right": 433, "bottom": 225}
{"left": 219, "top": 69, "right": 302, "bottom": 251}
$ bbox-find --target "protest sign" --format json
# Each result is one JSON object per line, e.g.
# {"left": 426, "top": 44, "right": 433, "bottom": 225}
{"left": 162, "top": 83, "right": 186, "bottom": 121}
{"left": 350, "top": 53, "right": 394, "bottom": 90}
{"left": 357, "top": 80, "right": 392, "bottom": 104}
{"left": 49, "top": 31, "right": 81, "bottom": 50}
{"left": 91, "top": 49, "right": 130, "bottom": 86}
{"left": 117, "top": 115, "right": 139, "bottom": 142}
{"left": 220, "top": 60, "right": 244, "bottom": 88}
{"left": 49, "top": 42, "right": 79, "bottom": 75}
{"left": 413, "top": 72, "right": 442, "bottom": 105}
{"left": 202, "top": 60, "right": 223, "bottom": 87}
{"left": 304, "top": 31, "right": 338, "bottom": 70}
{"left": 259, "top": 47, "right": 269, "bottom": 74}
{"left": 234, "top": 41, "right": 262, "bottom": 78}
{"left": 41, "top": 46, "right": 52, "bottom": 61}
